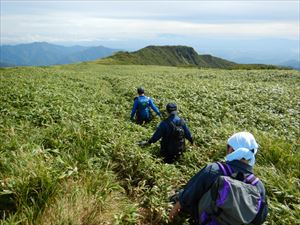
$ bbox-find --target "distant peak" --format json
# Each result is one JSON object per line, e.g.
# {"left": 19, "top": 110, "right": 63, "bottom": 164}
{"left": 101, "top": 44, "right": 235, "bottom": 68}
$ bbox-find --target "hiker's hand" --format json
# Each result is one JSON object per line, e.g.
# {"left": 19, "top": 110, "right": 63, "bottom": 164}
{"left": 138, "top": 141, "right": 150, "bottom": 147}
{"left": 169, "top": 189, "right": 182, "bottom": 204}
{"left": 169, "top": 201, "right": 181, "bottom": 221}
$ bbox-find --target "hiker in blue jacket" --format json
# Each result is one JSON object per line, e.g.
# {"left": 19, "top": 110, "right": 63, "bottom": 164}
{"left": 169, "top": 132, "right": 268, "bottom": 225}
{"left": 145, "top": 103, "right": 193, "bottom": 163}
{"left": 130, "top": 87, "right": 161, "bottom": 124}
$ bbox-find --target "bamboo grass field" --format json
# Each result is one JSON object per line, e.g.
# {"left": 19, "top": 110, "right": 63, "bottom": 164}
{"left": 0, "top": 63, "right": 299, "bottom": 224}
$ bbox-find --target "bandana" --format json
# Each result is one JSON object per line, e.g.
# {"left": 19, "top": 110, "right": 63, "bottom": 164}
{"left": 225, "top": 132, "right": 258, "bottom": 166}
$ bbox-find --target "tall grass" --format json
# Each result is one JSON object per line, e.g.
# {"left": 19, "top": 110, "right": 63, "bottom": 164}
{"left": 0, "top": 65, "right": 299, "bottom": 224}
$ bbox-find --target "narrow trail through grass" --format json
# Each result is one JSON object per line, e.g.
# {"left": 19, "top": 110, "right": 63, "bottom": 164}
{"left": 0, "top": 64, "right": 299, "bottom": 224}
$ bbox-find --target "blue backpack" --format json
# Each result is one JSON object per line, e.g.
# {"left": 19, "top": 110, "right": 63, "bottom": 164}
{"left": 198, "top": 162, "right": 263, "bottom": 225}
{"left": 136, "top": 96, "right": 150, "bottom": 119}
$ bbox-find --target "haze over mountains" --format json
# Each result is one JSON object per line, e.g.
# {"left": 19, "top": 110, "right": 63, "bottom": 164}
{"left": 0, "top": 42, "right": 299, "bottom": 69}
{"left": 0, "top": 42, "right": 119, "bottom": 67}
{"left": 70, "top": 38, "right": 299, "bottom": 69}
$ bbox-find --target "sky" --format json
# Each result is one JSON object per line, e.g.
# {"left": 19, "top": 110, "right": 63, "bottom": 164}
{"left": 1, "top": 0, "right": 300, "bottom": 64}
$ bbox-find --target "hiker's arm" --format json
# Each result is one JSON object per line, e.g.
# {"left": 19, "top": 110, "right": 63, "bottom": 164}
{"left": 169, "top": 201, "right": 181, "bottom": 221}
{"left": 251, "top": 200, "right": 268, "bottom": 225}
{"left": 130, "top": 99, "right": 138, "bottom": 119}
{"left": 149, "top": 98, "right": 161, "bottom": 117}
{"left": 182, "top": 123, "right": 193, "bottom": 144}
{"left": 148, "top": 123, "right": 164, "bottom": 144}
{"left": 255, "top": 201, "right": 268, "bottom": 225}
{"left": 251, "top": 183, "right": 268, "bottom": 225}
{"left": 179, "top": 163, "right": 220, "bottom": 214}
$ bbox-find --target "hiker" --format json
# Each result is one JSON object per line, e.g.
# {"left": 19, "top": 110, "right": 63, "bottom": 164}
{"left": 142, "top": 103, "right": 193, "bottom": 163}
{"left": 130, "top": 87, "right": 161, "bottom": 124}
{"left": 169, "top": 131, "right": 268, "bottom": 225}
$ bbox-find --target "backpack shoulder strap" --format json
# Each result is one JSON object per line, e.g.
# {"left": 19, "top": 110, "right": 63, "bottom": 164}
{"left": 243, "top": 174, "right": 260, "bottom": 186}
{"left": 167, "top": 118, "right": 183, "bottom": 131}
{"left": 166, "top": 119, "right": 176, "bottom": 131}
{"left": 216, "top": 162, "right": 233, "bottom": 176}
{"left": 143, "top": 96, "right": 150, "bottom": 103}
{"left": 178, "top": 118, "right": 184, "bottom": 126}
{"left": 172, "top": 117, "right": 183, "bottom": 126}
{"left": 146, "top": 97, "right": 151, "bottom": 107}
{"left": 217, "top": 162, "right": 260, "bottom": 186}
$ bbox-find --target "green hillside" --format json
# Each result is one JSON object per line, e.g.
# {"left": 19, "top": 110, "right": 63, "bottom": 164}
{"left": 0, "top": 64, "right": 299, "bottom": 224}
{"left": 98, "top": 45, "right": 236, "bottom": 68}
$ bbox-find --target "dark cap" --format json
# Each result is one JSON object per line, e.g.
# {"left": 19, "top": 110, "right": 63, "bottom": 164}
{"left": 137, "top": 87, "right": 145, "bottom": 94}
{"left": 166, "top": 103, "right": 177, "bottom": 113}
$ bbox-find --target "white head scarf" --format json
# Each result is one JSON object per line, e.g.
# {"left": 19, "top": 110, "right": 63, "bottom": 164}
{"left": 225, "top": 132, "right": 258, "bottom": 166}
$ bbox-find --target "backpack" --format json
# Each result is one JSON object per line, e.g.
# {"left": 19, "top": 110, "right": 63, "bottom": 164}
{"left": 166, "top": 119, "right": 185, "bottom": 154}
{"left": 198, "top": 162, "right": 262, "bottom": 225}
{"left": 136, "top": 96, "right": 150, "bottom": 119}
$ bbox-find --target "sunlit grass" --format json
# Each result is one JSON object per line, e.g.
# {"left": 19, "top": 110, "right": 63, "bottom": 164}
{"left": 0, "top": 64, "right": 299, "bottom": 224}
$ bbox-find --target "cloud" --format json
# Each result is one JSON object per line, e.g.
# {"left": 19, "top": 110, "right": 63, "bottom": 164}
{"left": 1, "top": 1, "right": 299, "bottom": 44}
{"left": 1, "top": 12, "right": 299, "bottom": 44}
{"left": 2, "top": 1, "right": 299, "bottom": 21}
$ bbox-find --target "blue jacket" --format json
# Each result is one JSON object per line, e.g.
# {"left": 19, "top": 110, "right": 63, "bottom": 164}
{"left": 148, "top": 113, "right": 193, "bottom": 144}
{"left": 179, "top": 160, "right": 268, "bottom": 225}
{"left": 130, "top": 95, "right": 161, "bottom": 119}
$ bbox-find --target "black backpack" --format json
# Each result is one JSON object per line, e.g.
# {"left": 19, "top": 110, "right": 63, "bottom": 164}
{"left": 167, "top": 119, "right": 185, "bottom": 154}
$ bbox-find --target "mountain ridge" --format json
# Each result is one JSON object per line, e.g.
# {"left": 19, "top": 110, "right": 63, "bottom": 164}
{"left": 279, "top": 59, "right": 300, "bottom": 70}
{"left": 98, "top": 45, "right": 236, "bottom": 68}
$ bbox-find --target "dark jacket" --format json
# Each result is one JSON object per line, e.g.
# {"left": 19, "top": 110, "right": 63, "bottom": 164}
{"left": 179, "top": 160, "right": 268, "bottom": 225}
{"left": 148, "top": 113, "right": 193, "bottom": 163}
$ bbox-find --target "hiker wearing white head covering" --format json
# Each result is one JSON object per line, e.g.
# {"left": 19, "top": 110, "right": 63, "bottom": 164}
{"left": 226, "top": 132, "right": 258, "bottom": 166}
{"left": 169, "top": 131, "right": 268, "bottom": 225}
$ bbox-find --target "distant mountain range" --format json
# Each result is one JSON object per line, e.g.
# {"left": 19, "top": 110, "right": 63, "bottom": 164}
{"left": 98, "top": 45, "right": 236, "bottom": 68}
{"left": 279, "top": 60, "right": 300, "bottom": 70}
{"left": 0, "top": 42, "right": 119, "bottom": 67}
{"left": 1, "top": 42, "right": 296, "bottom": 69}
